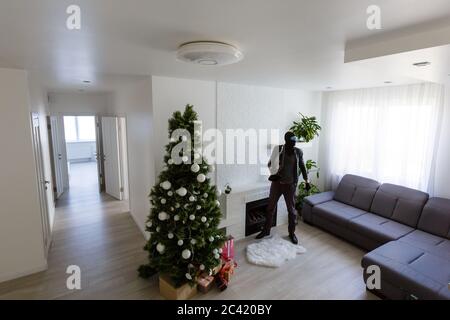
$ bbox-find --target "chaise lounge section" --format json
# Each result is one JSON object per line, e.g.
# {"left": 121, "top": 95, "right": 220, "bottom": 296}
{"left": 303, "top": 174, "right": 450, "bottom": 300}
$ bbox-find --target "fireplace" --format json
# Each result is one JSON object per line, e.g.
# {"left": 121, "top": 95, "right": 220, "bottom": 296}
{"left": 245, "top": 198, "right": 276, "bottom": 236}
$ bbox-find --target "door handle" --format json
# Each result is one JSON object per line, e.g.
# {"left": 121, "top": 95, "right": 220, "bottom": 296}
{"left": 43, "top": 180, "right": 50, "bottom": 190}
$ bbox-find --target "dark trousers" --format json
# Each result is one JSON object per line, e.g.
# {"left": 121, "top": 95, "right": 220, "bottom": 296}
{"left": 264, "top": 181, "right": 297, "bottom": 235}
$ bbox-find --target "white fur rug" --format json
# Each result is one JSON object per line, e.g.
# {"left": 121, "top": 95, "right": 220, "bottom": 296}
{"left": 246, "top": 236, "right": 307, "bottom": 268}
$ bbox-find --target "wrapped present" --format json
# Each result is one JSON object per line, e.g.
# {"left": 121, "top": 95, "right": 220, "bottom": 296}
{"left": 221, "top": 236, "right": 235, "bottom": 262}
{"left": 215, "top": 260, "right": 237, "bottom": 291}
{"left": 197, "top": 274, "right": 215, "bottom": 293}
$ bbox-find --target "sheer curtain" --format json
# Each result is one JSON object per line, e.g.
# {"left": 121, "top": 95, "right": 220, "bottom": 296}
{"left": 320, "top": 83, "right": 444, "bottom": 192}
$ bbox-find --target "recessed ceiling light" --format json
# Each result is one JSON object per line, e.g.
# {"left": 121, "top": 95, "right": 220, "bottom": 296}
{"left": 177, "top": 41, "right": 244, "bottom": 66}
{"left": 326, "top": 86, "right": 333, "bottom": 90}
{"left": 384, "top": 81, "right": 393, "bottom": 84}
{"left": 83, "top": 80, "right": 91, "bottom": 84}
{"left": 413, "top": 61, "right": 431, "bottom": 67}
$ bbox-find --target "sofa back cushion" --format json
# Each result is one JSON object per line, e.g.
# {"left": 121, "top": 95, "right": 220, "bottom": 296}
{"left": 334, "top": 175, "right": 380, "bottom": 211}
{"left": 418, "top": 198, "right": 450, "bottom": 239}
{"left": 370, "top": 183, "right": 429, "bottom": 227}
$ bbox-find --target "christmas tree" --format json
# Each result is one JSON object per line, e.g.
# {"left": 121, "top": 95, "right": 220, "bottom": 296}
{"left": 139, "top": 105, "right": 225, "bottom": 287}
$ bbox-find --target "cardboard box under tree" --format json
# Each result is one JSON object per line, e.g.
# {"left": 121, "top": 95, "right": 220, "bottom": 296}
{"left": 159, "top": 275, "right": 197, "bottom": 300}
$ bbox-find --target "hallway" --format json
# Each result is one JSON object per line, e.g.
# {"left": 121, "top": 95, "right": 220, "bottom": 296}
{"left": 0, "top": 162, "right": 157, "bottom": 299}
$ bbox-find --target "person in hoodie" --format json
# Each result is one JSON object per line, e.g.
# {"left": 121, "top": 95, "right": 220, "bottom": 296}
{"left": 256, "top": 131, "right": 310, "bottom": 244}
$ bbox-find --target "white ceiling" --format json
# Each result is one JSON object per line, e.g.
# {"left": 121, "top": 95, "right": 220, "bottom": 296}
{"left": 1, "top": 0, "right": 450, "bottom": 92}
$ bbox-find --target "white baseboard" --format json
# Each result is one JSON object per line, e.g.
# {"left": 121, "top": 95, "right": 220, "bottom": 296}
{"left": 0, "top": 262, "right": 48, "bottom": 284}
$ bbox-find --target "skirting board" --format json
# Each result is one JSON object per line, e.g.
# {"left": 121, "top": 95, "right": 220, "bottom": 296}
{"left": 0, "top": 262, "right": 48, "bottom": 284}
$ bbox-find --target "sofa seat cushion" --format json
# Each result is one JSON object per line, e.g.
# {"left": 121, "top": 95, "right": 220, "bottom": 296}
{"left": 348, "top": 213, "right": 414, "bottom": 244}
{"left": 362, "top": 241, "right": 450, "bottom": 299}
{"left": 313, "top": 200, "right": 367, "bottom": 227}
{"left": 399, "top": 230, "right": 450, "bottom": 260}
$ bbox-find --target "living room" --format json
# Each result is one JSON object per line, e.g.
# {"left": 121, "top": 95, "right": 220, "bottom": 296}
{"left": 0, "top": 0, "right": 449, "bottom": 310}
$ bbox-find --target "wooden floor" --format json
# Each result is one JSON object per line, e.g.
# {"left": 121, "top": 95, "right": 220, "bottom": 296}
{"left": 0, "top": 166, "right": 377, "bottom": 299}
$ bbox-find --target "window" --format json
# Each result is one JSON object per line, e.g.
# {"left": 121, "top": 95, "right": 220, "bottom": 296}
{"left": 321, "top": 83, "right": 443, "bottom": 192}
{"left": 64, "top": 116, "right": 96, "bottom": 142}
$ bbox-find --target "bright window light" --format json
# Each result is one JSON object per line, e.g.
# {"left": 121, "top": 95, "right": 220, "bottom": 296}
{"left": 64, "top": 116, "right": 96, "bottom": 142}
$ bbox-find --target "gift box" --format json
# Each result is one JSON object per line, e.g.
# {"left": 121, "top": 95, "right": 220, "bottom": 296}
{"left": 197, "top": 274, "right": 215, "bottom": 293}
{"left": 221, "top": 236, "right": 235, "bottom": 262}
{"left": 215, "top": 260, "right": 237, "bottom": 291}
{"left": 159, "top": 275, "right": 197, "bottom": 300}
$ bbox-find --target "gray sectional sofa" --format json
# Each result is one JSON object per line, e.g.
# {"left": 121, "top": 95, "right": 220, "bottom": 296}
{"left": 303, "top": 174, "right": 450, "bottom": 300}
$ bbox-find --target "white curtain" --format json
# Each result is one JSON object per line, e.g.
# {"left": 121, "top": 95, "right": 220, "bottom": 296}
{"left": 320, "top": 83, "right": 444, "bottom": 192}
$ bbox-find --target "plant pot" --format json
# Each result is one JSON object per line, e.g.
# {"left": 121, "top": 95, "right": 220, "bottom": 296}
{"left": 159, "top": 275, "right": 197, "bottom": 300}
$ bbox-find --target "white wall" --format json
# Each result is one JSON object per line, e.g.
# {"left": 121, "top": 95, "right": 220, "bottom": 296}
{"left": 66, "top": 141, "right": 97, "bottom": 162}
{"left": 151, "top": 76, "right": 322, "bottom": 189}
{"left": 216, "top": 82, "right": 322, "bottom": 188}
{"left": 152, "top": 76, "right": 217, "bottom": 175}
{"left": 113, "top": 76, "right": 155, "bottom": 235}
{"left": 48, "top": 92, "right": 113, "bottom": 115}
{"left": 0, "top": 68, "right": 47, "bottom": 282}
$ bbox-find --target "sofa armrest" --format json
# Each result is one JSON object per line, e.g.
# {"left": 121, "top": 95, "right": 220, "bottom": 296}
{"left": 304, "top": 191, "right": 335, "bottom": 207}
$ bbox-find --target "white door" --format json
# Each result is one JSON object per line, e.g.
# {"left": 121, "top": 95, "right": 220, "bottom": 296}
{"left": 31, "top": 113, "right": 52, "bottom": 256}
{"left": 50, "top": 116, "right": 65, "bottom": 198}
{"left": 101, "top": 117, "right": 122, "bottom": 200}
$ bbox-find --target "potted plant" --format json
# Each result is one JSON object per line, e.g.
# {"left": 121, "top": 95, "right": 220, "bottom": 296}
{"left": 289, "top": 113, "right": 321, "bottom": 143}
{"left": 289, "top": 113, "right": 322, "bottom": 215}
{"left": 295, "top": 160, "right": 321, "bottom": 211}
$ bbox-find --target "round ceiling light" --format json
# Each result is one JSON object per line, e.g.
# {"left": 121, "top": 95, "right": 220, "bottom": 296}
{"left": 177, "top": 41, "right": 244, "bottom": 66}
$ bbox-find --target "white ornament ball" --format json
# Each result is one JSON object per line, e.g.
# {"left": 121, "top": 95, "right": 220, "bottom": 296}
{"left": 160, "top": 198, "right": 166, "bottom": 204}
{"left": 214, "top": 254, "right": 220, "bottom": 260}
{"left": 161, "top": 181, "right": 171, "bottom": 190}
{"left": 199, "top": 264, "right": 205, "bottom": 271}
{"left": 168, "top": 159, "right": 174, "bottom": 165}
{"left": 205, "top": 223, "right": 210, "bottom": 227}
{"left": 209, "top": 236, "right": 214, "bottom": 242}
{"left": 175, "top": 203, "right": 180, "bottom": 208}
{"left": 201, "top": 216, "right": 207, "bottom": 223}
{"left": 189, "top": 215, "right": 196, "bottom": 221}
{"left": 170, "top": 207, "right": 174, "bottom": 212}
{"left": 219, "top": 248, "right": 223, "bottom": 254}
{"left": 185, "top": 273, "right": 192, "bottom": 280}
{"left": 194, "top": 153, "right": 201, "bottom": 160}
{"left": 178, "top": 240, "right": 184, "bottom": 246}
{"left": 182, "top": 156, "right": 189, "bottom": 163}
{"left": 182, "top": 249, "right": 192, "bottom": 260}
{"left": 176, "top": 187, "right": 188, "bottom": 197}
{"left": 181, "top": 136, "right": 188, "bottom": 142}
{"left": 184, "top": 204, "right": 189, "bottom": 209}
{"left": 156, "top": 243, "right": 165, "bottom": 254}
{"left": 197, "top": 205, "right": 202, "bottom": 210}
{"left": 191, "top": 239, "right": 197, "bottom": 245}
{"left": 158, "top": 212, "right": 168, "bottom": 221}
{"left": 168, "top": 233, "right": 174, "bottom": 239}
{"left": 146, "top": 221, "right": 152, "bottom": 228}
{"left": 174, "top": 215, "right": 180, "bottom": 221}
{"left": 203, "top": 193, "right": 208, "bottom": 199}
{"left": 216, "top": 189, "right": 222, "bottom": 197}
{"left": 189, "top": 196, "right": 196, "bottom": 202}
{"left": 167, "top": 191, "right": 173, "bottom": 197}
{"left": 191, "top": 163, "right": 200, "bottom": 173}
{"left": 156, "top": 226, "right": 161, "bottom": 232}
{"left": 197, "top": 174, "right": 206, "bottom": 183}
{"left": 213, "top": 249, "right": 219, "bottom": 254}
{"left": 215, "top": 200, "right": 221, "bottom": 207}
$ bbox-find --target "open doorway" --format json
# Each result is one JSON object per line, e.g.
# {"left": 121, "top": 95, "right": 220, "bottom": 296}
{"left": 63, "top": 116, "right": 100, "bottom": 198}
{"left": 48, "top": 114, "right": 129, "bottom": 209}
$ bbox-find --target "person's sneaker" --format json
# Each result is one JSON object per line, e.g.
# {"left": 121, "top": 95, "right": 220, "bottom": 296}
{"left": 289, "top": 233, "right": 298, "bottom": 245}
{"left": 255, "top": 230, "right": 271, "bottom": 240}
